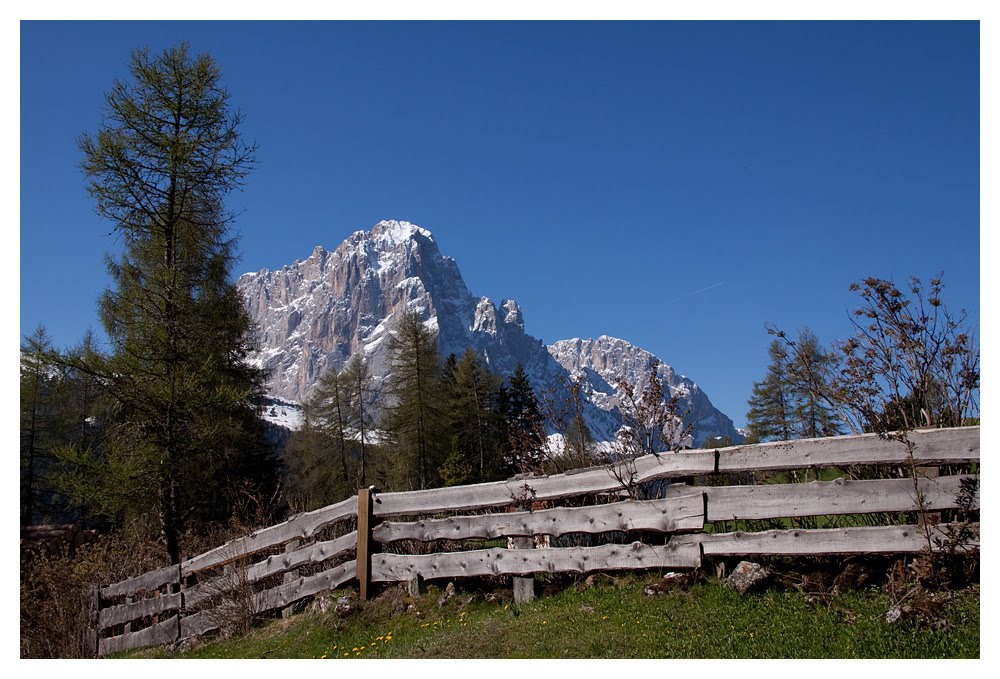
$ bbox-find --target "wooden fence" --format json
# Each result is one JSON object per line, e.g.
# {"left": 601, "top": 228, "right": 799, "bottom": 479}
{"left": 91, "top": 426, "right": 980, "bottom": 656}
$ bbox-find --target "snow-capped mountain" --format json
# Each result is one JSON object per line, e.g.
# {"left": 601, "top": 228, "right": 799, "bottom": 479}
{"left": 547, "top": 336, "right": 742, "bottom": 446}
{"left": 238, "top": 220, "right": 740, "bottom": 447}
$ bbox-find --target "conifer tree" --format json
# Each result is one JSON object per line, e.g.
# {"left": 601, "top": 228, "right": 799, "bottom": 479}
{"left": 20, "top": 326, "right": 58, "bottom": 527}
{"left": 445, "top": 349, "right": 504, "bottom": 483}
{"left": 341, "top": 354, "right": 375, "bottom": 487}
{"left": 307, "top": 368, "right": 353, "bottom": 489}
{"left": 65, "top": 44, "right": 273, "bottom": 563}
{"left": 787, "top": 330, "right": 841, "bottom": 438}
{"left": 384, "top": 311, "right": 447, "bottom": 490}
{"left": 283, "top": 415, "right": 349, "bottom": 512}
{"left": 503, "top": 365, "right": 546, "bottom": 474}
{"left": 746, "top": 330, "right": 841, "bottom": 443}
{"left": 745, "top": 340, "right": 796, "bottom": 443}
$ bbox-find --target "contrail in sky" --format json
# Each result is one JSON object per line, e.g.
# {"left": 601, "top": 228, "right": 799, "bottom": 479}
{"left": 668, "top": 281, "right": 725, "bottom": 304}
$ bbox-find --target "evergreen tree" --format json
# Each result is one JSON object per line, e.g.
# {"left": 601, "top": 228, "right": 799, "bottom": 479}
{"left": 307, "top": 367, "right": 353, "bottom": 491}
{"left": 445, "top": 349, "right": 504, "bottom": 483}
{"left": 64, "top": 44, "right": 273, "bottom": 563}
{"left": 20, "top": 326, "right": 59, "bottom": 526}
{"left": 787, "top": 330, "right": 841, "bottom": 438}
{"left": 283, "top": 416, "right": 347, "bottom": 512}
{"left": 746, "top": 330, "right": 842, "bottom": 443}
{"left": 502, "top": 365, "right": 546, "bottom": 474}
{"left": 745, "top": 340, "right": 796, "bottom": 443}
{"left": 383, "top": 312, "right": 447, "bottom": 490}
{"left": 341, "top": 354, "right": 375, "bottom": 487}
{"left": 21, "top": 328, "right": 112, "bottom": 526}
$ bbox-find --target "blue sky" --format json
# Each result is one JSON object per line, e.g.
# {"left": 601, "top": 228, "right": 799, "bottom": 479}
{"left": 19, "top": 20, "right": 980, "bottom": 429}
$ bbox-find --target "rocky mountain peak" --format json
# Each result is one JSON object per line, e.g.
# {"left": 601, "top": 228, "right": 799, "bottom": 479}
{"left": 367, "top": 219, "right": 435, "bottom": 245}
{"left": 239, "top": 220, "right": 741, "bottom": 446}
{"left": 502, "top": 299, "right": 525, "bottom": 331}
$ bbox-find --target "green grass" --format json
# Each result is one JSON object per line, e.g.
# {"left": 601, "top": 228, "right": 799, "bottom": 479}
{"left": 128, "top": 575, "right": 979, "bottom": 659}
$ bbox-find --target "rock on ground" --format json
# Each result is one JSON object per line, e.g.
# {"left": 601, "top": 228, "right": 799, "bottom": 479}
{"left": 725, "top": 561, "right": 771, "bottom": 594}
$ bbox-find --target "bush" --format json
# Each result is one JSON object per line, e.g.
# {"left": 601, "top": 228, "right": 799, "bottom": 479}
{"left": 20, "top": 527, "right": 165, "bottom": 658}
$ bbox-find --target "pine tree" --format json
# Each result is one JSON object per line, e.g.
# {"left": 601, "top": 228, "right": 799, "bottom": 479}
{"left": 341, "top": 354, "right": 375, "bottom": 487}
{"left": 502, "top": 365, "right": 546, "bottom": 475}
{"left": 745, "top": 340, "right": 796, "bottom": 443}
{"left": 383, "top": 312, "right": 447, "bottom": 490}
{"left": 746, "top": 330, "right": 842, "bottom": 443}
{"left": 66, "top": 44, "right": 272, "bottom": 563}
{"left": 787, "top": 330, "right": 841, "bottom": 438}
{"left": 20, "top": 326, "right": 58, "bottom": 526}
{"left": 307, "top": 368, "right": 353, "bottom": 490}
{"left": 446, "top": 349, "right": 504, "bottom": 483}
{"left": 283, "top": 416, "right": 349, "bottom": 512}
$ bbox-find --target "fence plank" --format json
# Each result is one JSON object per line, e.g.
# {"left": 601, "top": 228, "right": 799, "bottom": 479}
{"left": 98, "top": 591, "right": 183, "bottom": 631}
{"left": 371, "top": 540, "right": 701, "bottom": 582}
{"left": 715, "top": 426, "right": 979, "bottom": 474}
{"left": 253, "top": 560, "right": 357, "bottom": 613}
{"left": 183, "top": 531, "right": 358, "bottom": 608}
{"left": 373, "top": 489, "right": 705, "bottom": 543}
{"left": 180, "top": 497, "right": 356, "bottom": 575}
{"left": 697, "top": 522, "right": 979, "bottom": 556}
{"left": 98, "top": 615, "right": 179, "bottom": 656}
{"left": 178, "top": 611, "right": 219, "bottom": 640}
{"left": 372, "top": 427, "right": 978, "bottom": 518}
{"left": 181, "top": 561, "right": 357, "bottom": 644}
{"left": 704, "top": 474, "right": 979, "bottom": 522}
{"left": 374, "top": 456, "right": 715, "bottom": 517}
{"left": 101, "top": 564, "right": 179, "bottom": 599}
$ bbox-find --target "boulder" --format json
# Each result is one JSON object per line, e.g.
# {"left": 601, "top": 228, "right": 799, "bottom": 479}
{"left": 725, "top": 561, "right": 771, "bottom": 594}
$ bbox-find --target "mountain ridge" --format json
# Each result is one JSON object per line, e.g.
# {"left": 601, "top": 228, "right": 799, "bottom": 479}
{"left": 237, "top": 220, "right": 741, "bottom": 446}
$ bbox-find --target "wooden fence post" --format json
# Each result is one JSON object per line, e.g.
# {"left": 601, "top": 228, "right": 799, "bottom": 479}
{"left": 357, "top": 488, "right": 375, "bottom": 601}
{"left": 511, "top": 536, "right": 535, "bottom": 605}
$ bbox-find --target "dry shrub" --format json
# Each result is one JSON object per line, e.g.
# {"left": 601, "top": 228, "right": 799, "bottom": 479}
{"left": 191, "top": 551, "right": 261, "bottom": 640}
{"left": 20, "top": 525, "right": 166, "bottom": 658}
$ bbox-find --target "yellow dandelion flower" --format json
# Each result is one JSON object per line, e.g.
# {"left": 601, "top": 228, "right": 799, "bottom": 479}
{"left": 344, "top": 652, "right": 349, "bottom": 657}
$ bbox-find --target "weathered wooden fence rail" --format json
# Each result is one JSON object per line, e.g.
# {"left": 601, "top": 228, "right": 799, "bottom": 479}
{"left": 93, "top": 426, "right": 980, "bottom": 656}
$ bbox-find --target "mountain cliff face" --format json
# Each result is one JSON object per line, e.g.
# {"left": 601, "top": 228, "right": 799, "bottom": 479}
{"left": 238, "top": 220, "right": 740, "bottom": 447}
{"left": 547, "top": 336, "right": 742, "bottom": 446}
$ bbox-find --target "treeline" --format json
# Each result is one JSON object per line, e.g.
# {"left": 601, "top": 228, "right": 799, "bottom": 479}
{"left": 283, "top": 311, "right": 551, "bottom": 511}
